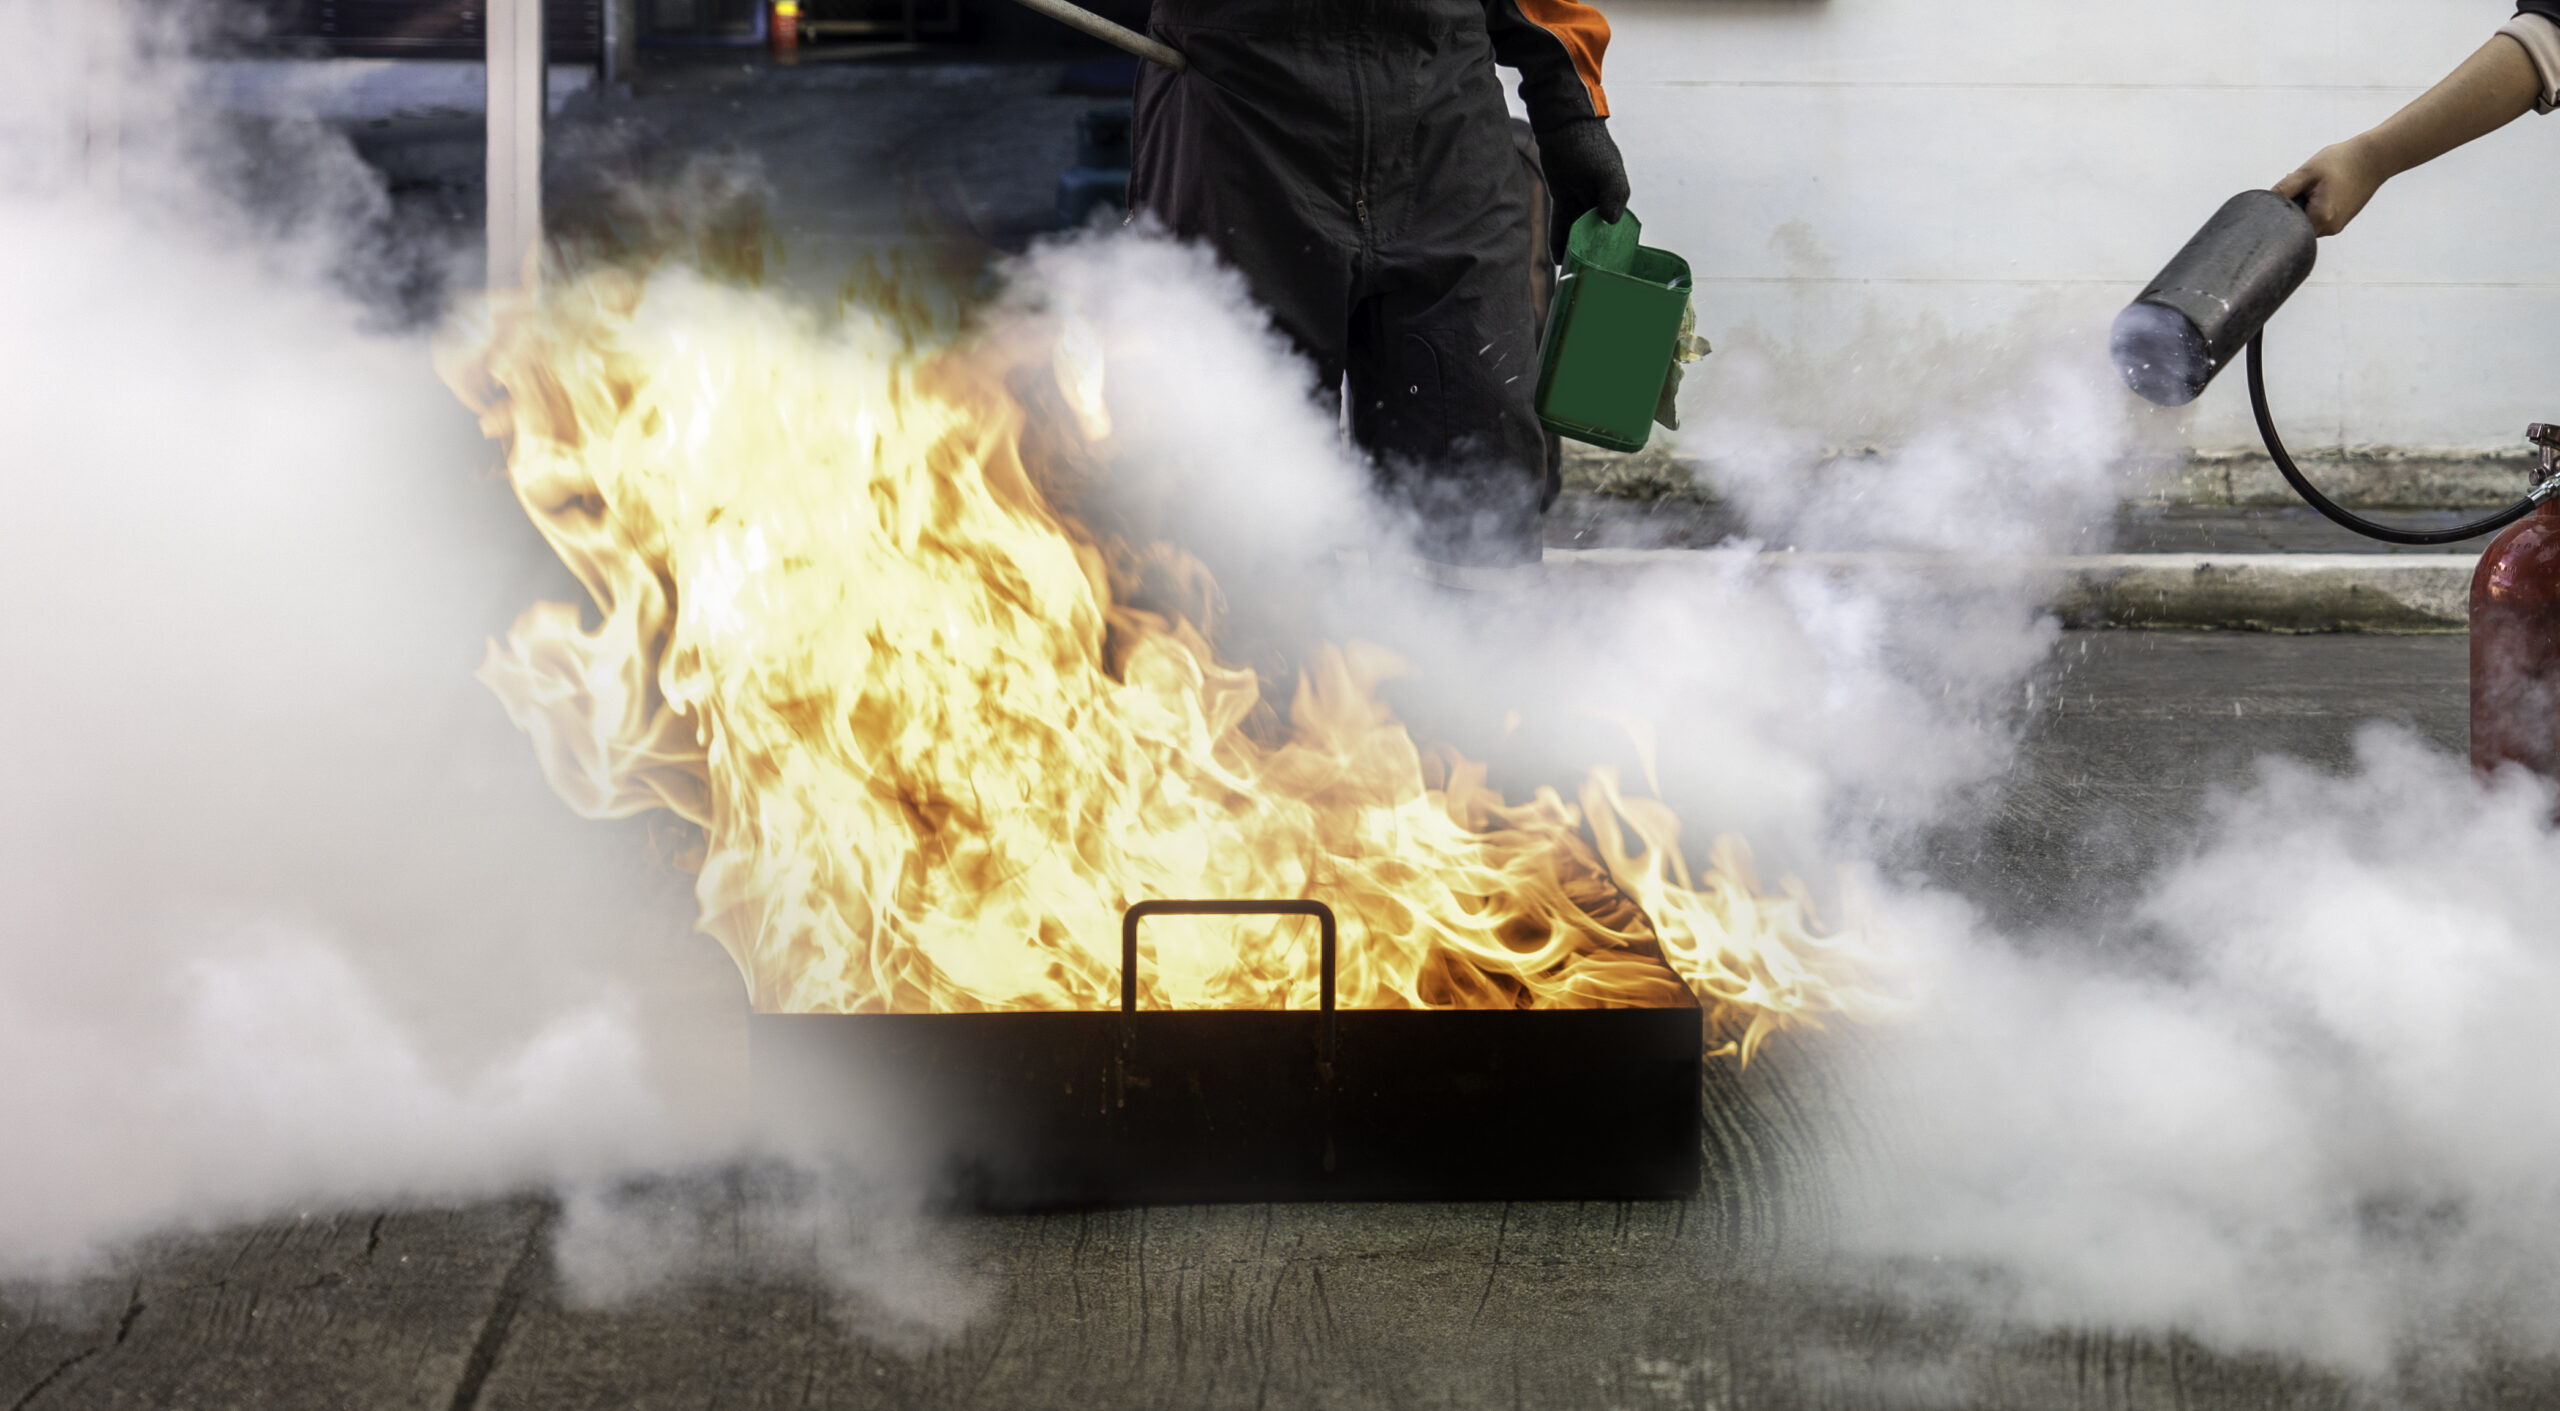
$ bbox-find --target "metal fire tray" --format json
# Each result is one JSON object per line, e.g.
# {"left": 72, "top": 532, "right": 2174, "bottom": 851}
{"left": 752, "top": 900, "right": 1703, "bottom": 1207}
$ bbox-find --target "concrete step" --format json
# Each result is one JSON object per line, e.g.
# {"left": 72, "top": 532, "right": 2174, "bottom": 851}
{"left": 1546, "top": 493, "right": 2522, "bottom": 558}
{"left": 2042, "top": 551, "right": 2475, "bottom": 631}
{"left": 1558, "top": 442, "right": 2545, "bottom": 518}
{"left": 2114, "top": 504, "right": 2520, "bottom": 555}
{"left": 1411, "top": 548, "right": 2484, "bottom": 632}
{"left": 1535, "top": 490, "right": 2514, "bottom": 630}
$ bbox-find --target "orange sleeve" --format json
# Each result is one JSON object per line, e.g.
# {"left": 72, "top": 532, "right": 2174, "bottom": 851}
{"left": 1512, "top": 0, "right": 1611, "bottom": 117}
{"left": 1485, "top": 0, "right": 1612, "bottom": 126}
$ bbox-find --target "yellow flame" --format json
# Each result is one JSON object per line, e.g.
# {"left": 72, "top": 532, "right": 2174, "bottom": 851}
{"left": 439, "top": 266, "right": 1884, "bottom": 1054}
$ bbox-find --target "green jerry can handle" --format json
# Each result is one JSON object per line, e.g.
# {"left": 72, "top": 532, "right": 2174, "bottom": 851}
{"left": 1533, "top": 209, "right": 1702, "bottom": 455}
{"left": 1565, "top": 205, "right": 1647, "bottom": 277}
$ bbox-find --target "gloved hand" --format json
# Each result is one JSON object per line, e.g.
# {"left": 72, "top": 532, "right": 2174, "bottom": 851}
{"left": 1536, "top": 117, "right": 1630, "bottom": 257}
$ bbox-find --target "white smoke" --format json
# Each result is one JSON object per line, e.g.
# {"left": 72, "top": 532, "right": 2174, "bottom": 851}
{"left": 1007, "top": 222, "right": 2146, "bottom": 875}
{"left": 1821, "top": 731, "right": 2560, "bottom": 1376}
{"left": 1667, "top": 279, "right": 2560, "bottom": 1381}
{"left": 0, "top": 0, "right": 779, "bottom": 1289}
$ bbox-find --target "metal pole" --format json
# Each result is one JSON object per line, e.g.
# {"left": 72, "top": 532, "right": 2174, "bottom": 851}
{"left": 487, "top": 0, "right": 547, "bottom": 291}
{"left": 603, "top": 0, "right": 639, "bottom": 94}
{"left": 1004, "top": 0, "right": 1185, "bottom": 72}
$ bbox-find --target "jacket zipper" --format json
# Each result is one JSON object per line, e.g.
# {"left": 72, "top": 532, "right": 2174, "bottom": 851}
{"left": 1350, "top": 27, "right": 1372, "bottom": 253}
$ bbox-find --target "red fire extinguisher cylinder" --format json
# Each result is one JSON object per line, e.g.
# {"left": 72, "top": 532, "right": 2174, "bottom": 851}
{"left": 2471, "top": 424, "right": 2560, "bottom": 778}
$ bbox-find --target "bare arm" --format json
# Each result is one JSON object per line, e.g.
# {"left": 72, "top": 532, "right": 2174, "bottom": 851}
{"left": 2273, "top": 35, "right": 2540, "bottom": 236}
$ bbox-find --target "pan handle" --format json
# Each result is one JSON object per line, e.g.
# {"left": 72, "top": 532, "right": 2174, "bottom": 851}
{"left": 1120, "top": 900, "right": 1338, "bottom": 1016}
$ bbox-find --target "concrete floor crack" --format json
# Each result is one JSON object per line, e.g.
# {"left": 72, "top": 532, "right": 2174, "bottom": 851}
{"left": 444, "top": 1202, "right": 554, "bottom": 1411}
{"left": 1469, "top": 1204, "right": 1510, "bottom": 1330}
{"left": 6, "top": 1283, "right": 141, "bottom": 1411}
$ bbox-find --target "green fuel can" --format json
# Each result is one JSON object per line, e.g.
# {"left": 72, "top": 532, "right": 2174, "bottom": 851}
{"left": 1533, "top": 209, "right": 1699, "bottom": 453}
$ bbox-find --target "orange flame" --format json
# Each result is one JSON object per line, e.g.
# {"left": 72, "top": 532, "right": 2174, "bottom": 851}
{"left": 439, "top": 267, "right": 1883, "bottom": 1057}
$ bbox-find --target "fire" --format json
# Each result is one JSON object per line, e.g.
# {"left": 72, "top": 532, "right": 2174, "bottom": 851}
{"left": 440, "top": 264, "right": 1881, "bottom": 1057}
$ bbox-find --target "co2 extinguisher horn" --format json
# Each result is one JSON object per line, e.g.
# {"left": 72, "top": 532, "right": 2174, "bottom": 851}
{"left": 2112, "top": 190, "right": 2560, "bottom": 545}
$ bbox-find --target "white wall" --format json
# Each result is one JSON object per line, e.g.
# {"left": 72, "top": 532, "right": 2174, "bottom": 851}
{"left": 1602, "top": 0, "right": 2560, "bottom": 454}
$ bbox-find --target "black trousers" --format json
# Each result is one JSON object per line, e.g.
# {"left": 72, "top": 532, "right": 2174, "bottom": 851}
{"left": 1131, "top": 0, "right": 1553, "bottom": 565}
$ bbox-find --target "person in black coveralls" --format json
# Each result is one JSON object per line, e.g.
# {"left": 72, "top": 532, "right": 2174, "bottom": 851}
{"left": 2277, "top": 8, "right": 2560, "bottom": 234}
{"left": 1129, "top": 0, "right": 1630, "bottom": 567}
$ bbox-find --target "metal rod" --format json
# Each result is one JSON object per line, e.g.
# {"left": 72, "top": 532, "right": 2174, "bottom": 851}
{"left": 1005, "top": 0, "right": 1187, "bottom": 72}
{"left": 487, "top": 0, "right": 546, "bottom": 291}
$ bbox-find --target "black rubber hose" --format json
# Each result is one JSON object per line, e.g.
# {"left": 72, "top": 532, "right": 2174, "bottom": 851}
{"left": 2247, "top": 334, "right": 2540, "bottom": 546}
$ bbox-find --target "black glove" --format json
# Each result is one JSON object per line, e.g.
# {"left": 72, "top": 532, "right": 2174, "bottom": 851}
{"left": 1536, "top": 117, "right": 1630, "bottom": 258}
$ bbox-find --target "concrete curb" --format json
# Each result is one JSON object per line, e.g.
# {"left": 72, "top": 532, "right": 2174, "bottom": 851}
{"left": 2141, "top": 453, "right": 2535, "bottom": 510}
{"left": 2044, "top": 552, "right": 2474, "bottom": 631}
{"left": 1526, "top": 549, "right": 2478, "bottom": 633}
{"left": 1559, "top": 442, "right": 2537, "bottom": 511}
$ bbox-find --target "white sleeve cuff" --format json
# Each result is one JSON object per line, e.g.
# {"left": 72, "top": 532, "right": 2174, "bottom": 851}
{"left": 2498, "top": 15, "right": 2560, "bottom": 114}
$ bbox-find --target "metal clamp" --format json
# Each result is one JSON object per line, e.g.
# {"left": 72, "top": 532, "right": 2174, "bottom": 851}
{"left": 2529, "top": 424, "right": 2560, "bottom": 501}
{"left": 1120, "top": 900, "right": 1337, "bottom": 1016}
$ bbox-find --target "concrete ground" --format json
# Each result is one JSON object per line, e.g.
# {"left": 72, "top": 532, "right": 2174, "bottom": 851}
{"left": 11, "top": 630, "right": 2539, "bottom": 1411}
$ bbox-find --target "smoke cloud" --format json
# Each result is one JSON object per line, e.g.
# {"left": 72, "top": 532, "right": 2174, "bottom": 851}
{"left": 0, "top": 0, "right": 767, "bottom": 1288}
{"left": 1821, "top": 732, "right": 2560, "bottom": 1375}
